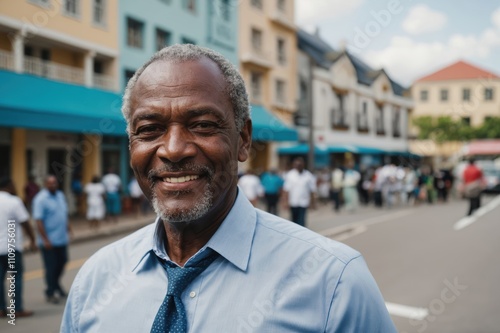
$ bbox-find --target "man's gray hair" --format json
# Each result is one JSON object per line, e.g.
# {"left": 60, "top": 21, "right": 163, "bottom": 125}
{"left": 122, "top": 44, "right": 250, "bottom": 134}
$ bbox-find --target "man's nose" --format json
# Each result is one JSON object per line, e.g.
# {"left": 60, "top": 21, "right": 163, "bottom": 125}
{"left": 156, "top": 126, "right": 197, "bottom": 163}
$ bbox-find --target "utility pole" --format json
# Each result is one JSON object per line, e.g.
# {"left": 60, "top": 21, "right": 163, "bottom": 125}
{"left": 307, "top": 55, "right": 315, "bottom": 171}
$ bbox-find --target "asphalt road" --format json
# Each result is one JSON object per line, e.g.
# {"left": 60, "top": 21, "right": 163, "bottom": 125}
{"left": 1, "top": 195, "right": 499, "bottom": 332}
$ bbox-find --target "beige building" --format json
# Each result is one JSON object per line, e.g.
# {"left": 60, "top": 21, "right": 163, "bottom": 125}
{"left": 0, "top": 0, "right": 120, "bottom": 206}
{"left": 410, "top": 60, "right": 500, "bottom": 164}
{"left": 238, "top": 0, "right": 297, "bottom": 171}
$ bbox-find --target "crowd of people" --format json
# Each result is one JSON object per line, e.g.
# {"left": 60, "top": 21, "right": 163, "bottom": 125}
{"left": 238, "top": 159, "right": 466, "bottom": 223}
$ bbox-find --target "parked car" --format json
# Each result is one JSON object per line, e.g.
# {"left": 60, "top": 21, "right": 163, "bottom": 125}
{"left": 482, "top": 168, "right": 500, "bottom": 194}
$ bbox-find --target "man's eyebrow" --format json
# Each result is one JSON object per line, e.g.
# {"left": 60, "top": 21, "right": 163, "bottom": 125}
{"left": 186, "top": 108, "right": 227, "bottom": 121}
{"left": 131, "top": 113, "right": 163, "bottom": 127}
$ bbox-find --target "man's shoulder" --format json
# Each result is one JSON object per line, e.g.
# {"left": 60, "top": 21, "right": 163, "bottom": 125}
{"left": 81, "top": 223, "right": 156, "bottom": 272}
{"left": 254, "top": 210, "right": 360, "bottom": 264}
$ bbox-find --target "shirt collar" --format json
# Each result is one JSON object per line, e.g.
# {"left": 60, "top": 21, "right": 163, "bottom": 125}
{"left": 130, "top": 187, "right": 256, "bottom": 273}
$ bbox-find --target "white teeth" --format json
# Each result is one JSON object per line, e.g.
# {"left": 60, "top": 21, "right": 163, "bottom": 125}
{"left": 163, "top": 175, "right": 199, "bottom": 183}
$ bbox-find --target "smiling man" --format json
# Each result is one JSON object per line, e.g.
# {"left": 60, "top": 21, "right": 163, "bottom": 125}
{"left": 61, "top": 44, "right": 396, "bottom": 333}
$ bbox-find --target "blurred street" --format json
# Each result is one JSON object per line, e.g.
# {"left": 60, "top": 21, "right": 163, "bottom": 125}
{"left": 1, "top": 195, "right": 499, "bottom": 332}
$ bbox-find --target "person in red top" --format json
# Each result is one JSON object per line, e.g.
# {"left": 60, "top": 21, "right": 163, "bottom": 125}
{"left": 463, "top": 159, "right": 484, "bottom": 216}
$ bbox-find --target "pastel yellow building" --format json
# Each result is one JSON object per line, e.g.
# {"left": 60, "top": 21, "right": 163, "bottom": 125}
{"left": 0, "top": 0, "right": 120, "bottom": 210}
{"left": 410, "top": 60, "right": 500, "bottom": 165}
{"left": 239, "top": 0, "right": 298, "bottom": 171}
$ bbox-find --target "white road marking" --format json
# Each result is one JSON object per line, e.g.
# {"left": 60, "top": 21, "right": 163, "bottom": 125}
{"left": 320, "top": 210, "right": 415, "bottom": 239}
{"left": 385, "top": 302, "right": 429, "bottom": 320}
{"left": 454, "top": 195, "right": 500, "bottom": 231}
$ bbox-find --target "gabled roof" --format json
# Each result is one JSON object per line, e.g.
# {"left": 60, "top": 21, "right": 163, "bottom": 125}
{"left": 416, "top": 60, "right": 500, "bottom": 82}
{"left": 296, "top": 29, "right": 408, "bottom": 96}
{"left": 297, "top": 28, "right": 335, "bottom": 69}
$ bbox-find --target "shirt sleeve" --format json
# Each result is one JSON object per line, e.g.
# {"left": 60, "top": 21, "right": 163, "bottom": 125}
{"left": 32, "top": 195, "right": 44, "bottom": 220}
{"left": 13, "top": 197, "right": 30, "bottom": 223}
{"left": 60, "top": 267, "right": 82, "bottom": 333}
{"left": 325, "top": 256, "right": 397, "bottom": 333}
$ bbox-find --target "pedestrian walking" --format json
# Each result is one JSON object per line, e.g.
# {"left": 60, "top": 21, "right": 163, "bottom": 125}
{"left": 343, "top": 162, "right": 361, "bottom": 212}
{"left": 0, "top": 177, "right": 36, "bottom": 318}
{"left": 238, "top": 170, "right": 264, "bottom": 207}
{"left": 61, "top": 44, "right": 396, "bottom": 332}
{"left": 23, "top": 175, "right": 39, "bottom": 212}
{"left": 33, "top": 175, "right": 71, "bottom": 304}
{"left": 84, "top": 176, "right": 106, "bottom": 230}
{"left": 128, "top": 176, "right": 146, "bottom": 216}
{"left": 283, "top": 157, "right": 317, "bottom": 226}
{"left": 102, "top": 168, "right": 122, "bottom": 222}
{"left": 330, "top": 165, "right": 344, "bottom": 212}
{"left": 260, "top": 168, "right": 284, "bottom": 215}
{"left": 463, "top": 159, "right": 484, "bottom": 216}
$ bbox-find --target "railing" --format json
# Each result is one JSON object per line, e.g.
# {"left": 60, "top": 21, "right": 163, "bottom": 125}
{"left": 0, "top": 50, "right": 14, "bottom": 71}
{"left": 375, "top": 119, "right": 385, "bottom": 135}
{"left": 331, "top": 108, "right": 349, "bottom": 130}
{"left": 93, "top": 73, "right": 115, "bottom": 91}
{"left": 24, "top": 55, "right": 85, "bottom": 85}
{"left": 241, "top": 50, "right": 272, "bottom": 68}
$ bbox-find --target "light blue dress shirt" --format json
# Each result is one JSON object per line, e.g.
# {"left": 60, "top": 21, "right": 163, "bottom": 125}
{"left": 32, "top": 189, "right": 69, "bottom": 246}
{"left": 61, "top": 189, "right": 396, "bottom": 332}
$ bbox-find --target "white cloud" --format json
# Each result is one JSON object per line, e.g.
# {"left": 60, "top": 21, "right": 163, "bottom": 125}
{"left": 402, "top": 4, "right": 447, "bottom": 35}
{"left": 360, "top": 27, "right": 500, "bottom": 86}
{"left": 492, "top": 7, "right": 500, "bottom": 29}
{"left": 295, "top": 0, "right": 364, "bottom": 25}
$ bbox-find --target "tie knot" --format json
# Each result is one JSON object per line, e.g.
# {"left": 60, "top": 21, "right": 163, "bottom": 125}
{"left": 161, "top": 251, "right": 219, "bottom": 297}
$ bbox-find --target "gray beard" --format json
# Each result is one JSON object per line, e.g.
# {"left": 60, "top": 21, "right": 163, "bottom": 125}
{"left": 151, "top": 185, "right": 214, "bottom": 223}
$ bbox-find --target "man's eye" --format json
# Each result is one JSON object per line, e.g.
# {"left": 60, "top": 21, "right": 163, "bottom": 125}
{"left": 192, "top": 122, "right": 218, "bottom": 130}
{"left": 136, "top": 125, "right": 163, "bottom": 135}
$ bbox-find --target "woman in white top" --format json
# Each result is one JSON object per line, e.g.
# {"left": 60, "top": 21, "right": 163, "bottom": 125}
{"left": 84, "top": 176, "right": 106, "bottom": 230}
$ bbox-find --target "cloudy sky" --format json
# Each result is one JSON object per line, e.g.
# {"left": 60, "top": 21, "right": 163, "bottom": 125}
{"left": 295, "top": 0, "right": 500, "bottom": 87}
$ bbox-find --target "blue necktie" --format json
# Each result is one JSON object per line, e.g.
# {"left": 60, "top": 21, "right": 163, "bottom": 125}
{"left": 151, "top": 250, "right": 219, "bottom": 333}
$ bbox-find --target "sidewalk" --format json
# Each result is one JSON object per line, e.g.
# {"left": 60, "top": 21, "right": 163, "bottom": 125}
{"left": 66, "top": 212, "right": 157, "bottom": 244}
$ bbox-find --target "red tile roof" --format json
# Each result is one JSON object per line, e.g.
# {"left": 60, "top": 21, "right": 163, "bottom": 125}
{"left": 416, "top": 60, "right": 499, "bottom": 82}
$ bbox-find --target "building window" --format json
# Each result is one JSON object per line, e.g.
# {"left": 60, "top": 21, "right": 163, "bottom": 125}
{"left": 219, "top": 0, "right": 231, "bottom": 21}
{"left": 251, "top": 28, "right": 262, "bottom": 52}
{"left": 250, "top": 72, "right": 262, "bottom": 102}
{"left": 357, "top": 101, "right": 368, "bottom": 132}
{"left": 275, "top": 79, "right": 286, "bottom": 104}
{"left": 420, "top": 90, "right": 428, "bottom": 101}
{"left": 156, "top": 28, "right": 171, "bottom": 51}
{"left": 485, "top": 88, "right": 494, "bottom": 101}
{"left": 462, "top": 117, "right": 470, "bottom": 126}
{"left": 277, "top": 0, "right": 286, "bottom": 12}
{"left": 29, "top": 0, "right": 50, "bottom": 7}
{"left": 93, "top": 0, "right": 105, "bottom": 25}
{"left": 181, "top": 37, "right": 196, "bottom": 45}
{"left": 64, "top": 0, "right": 80, "bottom": 17}
{"left": 440, "top": 89, "right": 448, "bottom": 101}
{"left": 393, "top": 107, "right": 401, "bottom": 137}
{"left": 94, "top": 59, "right": 104, "bottom": 74}
{"left": 127, "top": 17, "right": 144, "bottom": 48}
{"left": 462, "top": 88, "right": 470, "bottom": 101}
{"left": 124, "top": 69, "right": 136, "bottom": 89}
{"left": 332, "top": 93, "right": 348, "bottom": 129}
{"left": 277, "top": 38, "right": 286, "bottom": 65}
{"left": 375, "top": 105, "right": 384, "bottom": 134}
{"left": 251, "top": 0, "right": 263, "bottom": 9}
{"left": 183, "top": 0, "right": 196, "bottom": 13}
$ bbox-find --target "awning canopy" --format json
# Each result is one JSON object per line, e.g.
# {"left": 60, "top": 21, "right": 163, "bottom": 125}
{"left": 464, "top": 140, "right": 500, "bottom": 156}
{"left": 278, "top": 144, "right": 387, "bottom": 155}
{"left": 0, "top": 70, "right": 127, "bottom": 135}
{"left": 251, "top": 105, "right": 298, "bottom": 141}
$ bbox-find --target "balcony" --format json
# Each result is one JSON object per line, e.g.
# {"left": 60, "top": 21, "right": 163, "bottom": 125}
{"left": 0, "top": 50, "right": 115, "bottom": 91}
{"left": 241, "top": 50, "right": 272, "bottom": 69}
{"left": 375, "top": 119, "right": 385, "bottom": 136}
{"left": 270, "top": 10, "right": 295, "bottom": 30}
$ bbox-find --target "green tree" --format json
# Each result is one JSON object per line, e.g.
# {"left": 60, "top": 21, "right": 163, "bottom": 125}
{"left": 412, "top": 116, "right": 500, "bottom": 142}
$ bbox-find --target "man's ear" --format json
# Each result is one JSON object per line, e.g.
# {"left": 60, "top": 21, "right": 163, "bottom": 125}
{"left": 238, "top": 119, "right": 252, "bottom": 162}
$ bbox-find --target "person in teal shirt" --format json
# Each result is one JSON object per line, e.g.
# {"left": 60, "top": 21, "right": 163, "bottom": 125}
{"left": 260, "top": 169, "right": 284, "bottom": 215}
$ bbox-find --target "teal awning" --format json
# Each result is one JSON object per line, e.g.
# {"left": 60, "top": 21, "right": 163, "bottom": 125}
{"left": 0, "top": 70, "right": 126, "bottom": 135}
{"left": 251, "top": 105, "right": 298, "bottom": 141}
{"left": 278, "top": 144, "right": 329, "bottom": 155}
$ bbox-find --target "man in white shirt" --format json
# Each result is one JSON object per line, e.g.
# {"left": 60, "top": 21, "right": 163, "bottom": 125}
{"left": 282, "top": 157, "right": 317, "bottom": 226}
{"left": 238, "top": 170, "right": 264, "bottom": 206}
{"left": 101, "top": 168, "right": 122, "bottom": 222}
{"left": 0, "top": 177, "right": 36, "bottom": 318}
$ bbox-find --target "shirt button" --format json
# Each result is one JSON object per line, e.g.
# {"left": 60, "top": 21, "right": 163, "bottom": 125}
{"left": 189, "top": 291, "right": 196, "bottom": 298}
